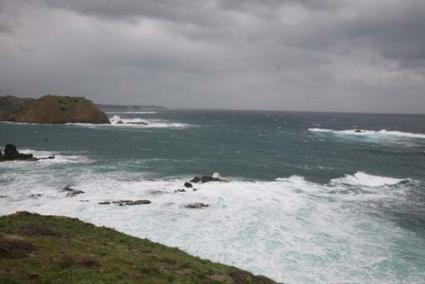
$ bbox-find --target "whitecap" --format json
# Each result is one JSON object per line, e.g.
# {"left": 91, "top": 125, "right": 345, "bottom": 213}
{"left": 105, "top": 111, "right": 158, "bottom": 114}
{"left": 329, "top": 171, "right": 404, "bottom": 187}
{"left": 1, "top": 149, "right": 92, "bottom": 165}
{"left": 0, "top": 172, "right": 422, "bottom": 283}
{"left": 308, "top": 128, "right": 425, "bottom": 139}
{"left": 66, "top": 115, "right": 191, "bottom": 129}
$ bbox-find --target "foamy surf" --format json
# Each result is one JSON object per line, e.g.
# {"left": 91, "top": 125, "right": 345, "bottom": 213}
{"left": 105, "top": 111, "right": 158, "bottom": 114}
{"left": 0, "top": 171, "right": 422, "bottom": 283}
{"left": 0, "top": 149, "right": 92, "bottom": 166}
{"left": 330, "top": 171, "right": 404, "bottom": 187}
{"left": 66, "top": 115, "right": 191, "bottom": 129}
{"left": 309, "top": 128, "right": 425, "bottom": 139}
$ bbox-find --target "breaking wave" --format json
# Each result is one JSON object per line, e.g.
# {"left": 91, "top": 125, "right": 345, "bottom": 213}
{"left": 0, "top": 170, "right": 422, "bottom": 283}
{"left": 308, "top": 128, "right": 425, "bottom": 139}
{"left": 0, "top": 149, "right": 92, "bottom": 166}
{"left": 66, "top": 115, "right": 191, "bottom": 129}
{"left": 106, "top": 111, "right": 157, "bottom": 114}
{"left": 329, "top": 171, "right": 404, "bottom": 187}
{"left": 109, "top": 115, "right": 191, "bottom": 128}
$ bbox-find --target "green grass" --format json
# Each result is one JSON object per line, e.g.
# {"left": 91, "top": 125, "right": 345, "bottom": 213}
{"left": 0, "top": 212, "right": 278, "bottom": 284}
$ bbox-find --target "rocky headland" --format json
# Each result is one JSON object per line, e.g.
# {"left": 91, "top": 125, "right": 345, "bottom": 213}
{"left": 0, "top": 95, "right": 109, "bottom": 124}
{"left": 0, "top": 212, "right": 278, "bottom": 283}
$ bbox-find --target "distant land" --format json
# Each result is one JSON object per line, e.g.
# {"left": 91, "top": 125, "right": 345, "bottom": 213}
{"left": 99, "top": 104, "right": 167, "bottom": 112}
{"left": 0, "top": 95, "right": 109, "bottom": 124}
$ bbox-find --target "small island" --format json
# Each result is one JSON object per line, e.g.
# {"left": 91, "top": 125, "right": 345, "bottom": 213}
{"left": 0, "top": 95, "right": 109, "bottom": 124}
{"left": 0, "top": 212, "right": 277, "bottom": 283}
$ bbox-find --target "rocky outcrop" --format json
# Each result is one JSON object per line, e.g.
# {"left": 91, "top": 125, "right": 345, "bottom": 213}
{"left": 185, "top": 203, "right": 209, "bottom": 209}
{"left": 0, "top": 95, "right": 109, "bottom": 124}
{"left": 0, "top": 144, "right": 36, "bottom": 161}
{"left": 98, "top": 200, "right": 151, "bottom": 206}
{"left": 63, "top": 186, "right": 85, "bottom": 197}
{"left": 0, "top": 144, "right": 54, "bottom": 162}
{"left": 190, "top": 175, "right": 226, "bottom": 183}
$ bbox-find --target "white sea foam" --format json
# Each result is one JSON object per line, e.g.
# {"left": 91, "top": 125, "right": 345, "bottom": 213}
{"left": 0, "top": 149, "right": 92, "bottom": 165}
{"left": 0, "top": 171, "right": 422, "bottom": 283}
{"left": 106, "top": 111, "right": 158, "bottom": 114}
{"left": 330, "top": 171, "right": 403, "bottom": 187}
{"left": 109, "top": 115, "right": 191, "bottom": 128}
{"left": 309, "top": 128, "right": 425, "bottom": 139}
{"left": 66, "top": 115, "right": 191, "bottom": 129}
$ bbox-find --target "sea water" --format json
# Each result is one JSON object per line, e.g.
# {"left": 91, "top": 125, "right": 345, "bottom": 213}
{"left": 1, "top": 110, "right": 425, "bottom": 283}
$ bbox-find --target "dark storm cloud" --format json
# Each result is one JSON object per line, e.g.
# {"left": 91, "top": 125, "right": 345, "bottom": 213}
{"left": 0, "top": 0, "right": 424, "bottom": 113}
{"left": 344, "top": 1, "right": 425, "bottom": 68}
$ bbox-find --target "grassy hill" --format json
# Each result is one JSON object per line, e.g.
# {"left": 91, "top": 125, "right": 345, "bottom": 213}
{"left": 0, "top": 212, "right": 278, "bottom": 283}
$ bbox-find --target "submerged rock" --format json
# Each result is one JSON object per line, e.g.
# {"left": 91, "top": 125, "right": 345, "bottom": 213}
{"left": 190, "top": 176, "right": 226, "bottom": 183}
{"left": 63, "top": 186, "right": 85, "bottom": 197}
{"left": 184, "top": 182, "right": 193, "bottom": 188}
{"left": 98, "top": 200, "right": 151, "bottom": 206}
{"left": 185, "top": 203, "right": 209, "bottom": 209}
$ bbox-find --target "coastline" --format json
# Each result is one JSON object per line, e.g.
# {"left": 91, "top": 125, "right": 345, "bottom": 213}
{"left": 0, "top": 211, "right": 279, "bottom": 283}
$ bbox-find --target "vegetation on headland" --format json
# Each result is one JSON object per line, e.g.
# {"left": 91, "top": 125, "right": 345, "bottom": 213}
{"left": 0, "top": 212, "right": 278, "bottom": 283}
{"left": 0, "top": 95, "right": 109, "bottom": 124}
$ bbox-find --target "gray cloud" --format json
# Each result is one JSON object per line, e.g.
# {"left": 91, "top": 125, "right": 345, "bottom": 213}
{"left": 0, "top": 0, "right": 424, "bottom": 113}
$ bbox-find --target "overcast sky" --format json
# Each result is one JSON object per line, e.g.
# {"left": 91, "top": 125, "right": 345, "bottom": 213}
{"left": 1, "top": 0, "right": 424, "bottom": 113}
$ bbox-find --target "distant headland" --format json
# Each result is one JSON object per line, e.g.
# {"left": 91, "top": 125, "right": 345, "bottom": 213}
{"left": 0, "top": 95, "right": 110, "bottom": 124}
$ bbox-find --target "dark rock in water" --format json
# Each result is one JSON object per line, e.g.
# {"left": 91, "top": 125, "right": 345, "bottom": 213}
{"left": 99, "top": 200, "right": 151, "bottom": 206}
{"left": 190, "top": 176, "right": 201, "bottom": 183}
{"left": 63, "top": 186, "right": 74, "bottom": 192}
{"left": 30, "top": 194, "right": 42, "bottom": 198}
{"left": 190, "top": 175, "right": 226, "bottom": 183}
{"left": 0, "top": 144, "right": 54, "bottom": 162}
{"left": 193, "top": 188, "right": 198, "bottom": 192}
{"left": 184, "top": 182, "right": 193, "bottom": 188}
{"left": 124, "top": 200, "right": 151, "bottom": 206}
{"left": 185, "top": 203, "right": 209, "bottom": 209}
{"left": 354, "top": 129, "right": 363, "bottom": 133}
{"left": 2, "top": 144, "right": 36, "bottom": 161}
{"left": 148, "top": 190, "right": 167, "bottom": 196}
{"left": 63, "top": 186, "right": 85, "bottom": 197}
{"left": 38, "top": 155, "right": 55, "bottom": 160}
{"left": 66, "top": 190, "right": 85, "bottom": 197}
{"left": 175, "top": 189, "right": 186, "bottom": 193}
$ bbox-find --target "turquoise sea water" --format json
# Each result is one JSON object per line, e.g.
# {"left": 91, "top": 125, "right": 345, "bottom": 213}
{"left": 1, "top": 109, "right": 425, "bottom": 283}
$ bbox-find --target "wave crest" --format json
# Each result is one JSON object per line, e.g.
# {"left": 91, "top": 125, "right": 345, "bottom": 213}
{"left": 308, "top": 128, "right": 425, "bottom": 139}
{"left": 329, "top": 171, "right": 405, "bottom": 187}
